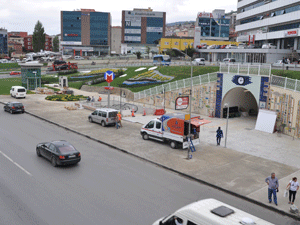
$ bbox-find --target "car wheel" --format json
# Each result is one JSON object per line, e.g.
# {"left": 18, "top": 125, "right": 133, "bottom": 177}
{"left": 36, "top": 148, "right": 41, "bottom": 157}
{"left": 142, "top": 133, "right": 149, "bottom": 140}
{"left": 170, "top": 141, "right": 177, "bottom": 149}
{"left": 51, "top": 157, "right": 57, "bottom": 167}
{"left": 89, "top": 117, "right": 93, "bottom": 123}
{"left": 10, "top": 109, "right": 13, "bottom": 114}
{"left": 101, "top": 121, "right": 106, "bottom": 127}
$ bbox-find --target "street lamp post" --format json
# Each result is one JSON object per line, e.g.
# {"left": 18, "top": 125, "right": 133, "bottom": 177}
{"left": 163, "top": 86, "right": 165, "bottom": 113}
{"left": 224, "top": 103, "right": 229, "bottom": 148}
{"left": 187, "top": 59, "right": 193, "bottom": 160}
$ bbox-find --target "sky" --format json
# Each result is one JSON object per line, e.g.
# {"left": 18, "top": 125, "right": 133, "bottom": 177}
{"left": 0, "top": 0, "right": 237, "bottom": 35}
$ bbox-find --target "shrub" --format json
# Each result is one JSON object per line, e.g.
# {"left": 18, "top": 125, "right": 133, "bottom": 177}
{"left": 45, "top": 94, "right": 87, "bottom": 101}
{"left": 41, "top": 76, "right": 58, "bottom": 84}
{"left": 58, "top": 69, "right": 78, "bottom": 75}
{"left": 0, "top": 63, "right": 20, "bottom": 69}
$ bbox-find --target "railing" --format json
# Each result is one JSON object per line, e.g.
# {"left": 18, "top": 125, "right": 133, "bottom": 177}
{"left": 219, "top": 63, "right": 272, "bottom": 76}
{"left": 270, "top": 75, "right": 300, "bottom": 92}
{"left": 134, "top": 72, "right": 218, "bottom": 100}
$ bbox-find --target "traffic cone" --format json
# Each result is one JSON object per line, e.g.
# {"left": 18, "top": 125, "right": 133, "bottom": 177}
{"left": 143, "top": 107, "right": 146, "bottom": 116}
{"left": 132, "top": 108, "right": 135, "bottom": 117}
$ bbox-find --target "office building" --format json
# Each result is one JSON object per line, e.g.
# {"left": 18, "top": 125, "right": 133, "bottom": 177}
{"left": 236, "top": 0, "right": 300, "bottom": 51}
{"left": 61, "top": 9, "right": 111, "bottom": 56}
{"left": 121, "top": 7, "right": 166, "bottom": 54}
{"left": 0, "top": 28, "right": 8, "bottom": 55}
{"left": 111, "top": 26, "right": 121, "bottom": 55}
{"left": 24, "top": 35, "right": 52, "bottom": 52}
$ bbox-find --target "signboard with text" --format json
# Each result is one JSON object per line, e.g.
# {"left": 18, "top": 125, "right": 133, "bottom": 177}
{"left": 175, "top": 96, "right": 189, "bottom": 110}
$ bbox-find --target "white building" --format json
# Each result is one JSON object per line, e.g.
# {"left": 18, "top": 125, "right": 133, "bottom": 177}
{"left": 236, "top": 0, "right": 300, "bottom": 52}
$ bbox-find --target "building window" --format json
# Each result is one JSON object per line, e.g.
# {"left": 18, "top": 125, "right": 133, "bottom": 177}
{"left": 46, "top": 42, "right": 48, "bottom": 45}
{"left": 28, "top": 42, "right": 31, "bottom": 45}
{"left": 28, "top": 46, "right": 31, "bottom": 49}
{"left": 164, "top": 42, "right": 169, "bottom": 45}
{"left": 28, "top": 38, "right": 31, "bottom": 41}
{"left": 45, "top": 46, "right": 48, "bottom": 49}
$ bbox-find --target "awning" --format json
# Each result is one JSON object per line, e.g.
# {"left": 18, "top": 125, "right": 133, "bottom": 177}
{"left": 190, "top": 118, "right": 212, "bottom": 127}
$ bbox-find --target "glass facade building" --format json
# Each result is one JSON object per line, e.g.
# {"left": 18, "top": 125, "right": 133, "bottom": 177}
{"left": 196, "top": 10, "right": 230, "bottom": 40}
{"left": 0, "top": 29, "right": 8, "bottom": 55}
{"left": 61, "top": 9, "right": 110, "bottom": 56}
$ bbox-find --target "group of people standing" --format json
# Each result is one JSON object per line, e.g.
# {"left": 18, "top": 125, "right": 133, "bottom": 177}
{"left": 265, "top": 173, "right": 299, "bottom": 206}
{"left": 86, "top": 96, "right": 102, "bottom": 102}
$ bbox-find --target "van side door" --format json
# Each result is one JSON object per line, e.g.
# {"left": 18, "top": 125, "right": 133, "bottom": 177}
{"left": 154, "top": 121, "right": 163, "bottom": 139}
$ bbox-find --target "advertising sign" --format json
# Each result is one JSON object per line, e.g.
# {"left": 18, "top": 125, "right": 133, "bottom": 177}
{"left": 146, "top": 27, "right": 163, "bottom": 32}
{"left": 61, "top": 41, "right": 82, "bottom": 45}
{"left": 125, "top": 29, "right": 141, "bottom": 34}
{"left": 124, "top": 36, "right": 141, "bottom": 42}
{"left": 198, "top": 12, "right": 213, "bottom": 18}
{"left": 175, "top": 96, "right": 189, "bottom": 110}
{"left": 65, "top": 33, "right": 78, "bottom": 37}
{"left": 104, "top": 71, "right": 115, "bottom": 83}
{"left": 125, "top": 19, "right": 141, "bottom": 27}
{"left": 125, "top": 11, "right": 163, "bottom": 18}
{"left": 285, "top": 30, "right": 298, "bottom": 37}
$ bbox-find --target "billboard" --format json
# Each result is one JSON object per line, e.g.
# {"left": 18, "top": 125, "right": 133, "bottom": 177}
{"left": 125, "top": 19, "right": 141, "bottom": 27}
{"left": 124, "top": 11, "right": 163, "bottom": 19}
{"left": 61, "top": 41, "right": 82, "bottom": 45}
{"left": 146, "top": 27, "right": 163, "bottom": 32}
{"left": 175, "top": 96, "right": 189, "bottom": 110}
{"left": 125, "top": 29, "right": 141, "bottom": 34}
{"left": 124, "top": 36, "right": 141, "bottom": 42}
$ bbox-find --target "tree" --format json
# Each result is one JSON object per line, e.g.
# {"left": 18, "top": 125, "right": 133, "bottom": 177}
{"left": 184, "top": 45, "right": 196, "bottom": 58}
{"left": 146, "top": 46, "right": 151, "bottom": 54}
{"left": 32, "top": 20, "right": 46, "bottom": 52}
{"left": 136, "top": 51, "right": 141, "bottom": 59}
{"left": 53, "top": 36, "right": 59, "bottom": 52}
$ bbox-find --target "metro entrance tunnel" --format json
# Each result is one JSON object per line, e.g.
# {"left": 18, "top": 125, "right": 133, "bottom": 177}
{"left": 221, "top": 87, "right": 258, "bottom": 118}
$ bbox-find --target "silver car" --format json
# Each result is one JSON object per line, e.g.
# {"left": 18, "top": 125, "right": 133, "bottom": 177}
{"left": 88, "top": 108, "right": 118, "bottom": 127}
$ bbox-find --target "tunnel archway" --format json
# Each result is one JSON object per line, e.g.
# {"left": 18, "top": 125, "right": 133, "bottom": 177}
{"left": 221, "top": 87, "right": 258, "bottom": 118}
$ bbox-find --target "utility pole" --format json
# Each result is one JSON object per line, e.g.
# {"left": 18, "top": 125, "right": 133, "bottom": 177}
{"left": 224, "top": 103, "right": 229, "bottom": 148}
{"left": 187, "top": 60, "right": 193, "bottom": 160}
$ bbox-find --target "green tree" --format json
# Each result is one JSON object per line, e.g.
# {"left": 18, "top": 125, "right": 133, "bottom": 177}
{"left": 32, "top": 20, "right": 46, "bottom": 52}
{"left": 53, "top": 36, "right": 59, "bottom": 52}
{"left": 166, "top": 49, "right": 176, "bottom": 57}
{"left": 146, "top": 46, "right": 151, "bottom": 54}
{"left": 184, "top": 45, "right": 196, "bottom": 58}
{"left": 136, "top": 51, "right": 141, "bottom": 59}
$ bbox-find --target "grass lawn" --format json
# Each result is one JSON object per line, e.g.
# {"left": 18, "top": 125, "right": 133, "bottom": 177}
{"left": 0, "top": 77, "right": 22, "bottom": 95}
{"left": 92, "top": 66, "right": 219, "bottom": 92}
{"left": 271, "top": 69, "right": 300, "bottom": 80}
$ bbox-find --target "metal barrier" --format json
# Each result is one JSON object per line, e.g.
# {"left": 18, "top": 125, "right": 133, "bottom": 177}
{"left": 219, "top": 63, "right": 272, "bottom": 76}
{"left": 134, "top": 72, "right": 218, "bottom": 100}
{"left": 270, "top": 75, "right": 300, "bottom": 92}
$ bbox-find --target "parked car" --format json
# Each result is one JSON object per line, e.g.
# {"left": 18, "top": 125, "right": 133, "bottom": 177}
{"left": 88, "top": 108, "right": 118, "bottom": 127}
{"left": 225, "top": 44, "right": 238, "bottom": 49}
{"left": 262, "top": 43, "right": 276, "bottom": 49}
{"left": 74, "top": 56, "right": 84, "bottom": 60}
{"left": 215, "top": 45, "right": 221, "bottom": 49}
{"left": 10, "top": 71, "right": 21, "bottom": 76}
{"left": 223, "top": 58, "right": 236, "bottom": 63}
{"left": 3, "top": 102, "right": 25, "bottom": 114}
{"left": 247, "top": 44, "right": 256, "bottom": 49}
{"left": 200, "top": 44, "right": 207, "bottom": 49}
{"left": 192, "top": 58, "right": 205, "bottom": 66}
{"left": 207, "top": 45, "right": 216, "bottom": 49}
{"left": 272, "top": 60, "right": 291, "bottom": 67}
{"left": 238, "top": 43, "right": 246, "bottom": 49}
{"left": 36, "top": 140, "right": 81, "bottom": 167}
{"left": 220, "top": 45, "right": 227, "bottom": 49}
{"left": 10, "top": 86, "right": 26, "bottom": 98}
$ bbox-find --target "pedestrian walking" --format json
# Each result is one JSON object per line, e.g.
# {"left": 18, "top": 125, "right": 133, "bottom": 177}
{"left": 91, "top": 96, "right": 95, "bottom": 102}
{"left": 86, "top": 96, "right": 91, "bottom": 102}
{"left": 216, "top": 127, "right": 223, "bottom": 146}
{"left": 98, "top": 96, "right": 102, "bottom": 102}
{"left": 265, "top": 172, "right": 279, "bottom": 205}
{"left": 286, "top": 177, "right": 299, "bottom": 205}
{"left": 115, "top": 115, "right": 120, "bottom": 129}
{"left": 117, "top": 112, "right": 122, "bottom": 128}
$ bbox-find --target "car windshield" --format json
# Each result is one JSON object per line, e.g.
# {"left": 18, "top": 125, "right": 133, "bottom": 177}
{"left": 109, "top": 111, "right": 118, "bottom": 118}
{"left": 12, "top": 103, "right": 23, "bottom": 107}
{"left": 58, "top": 145, "right": 76, "bottom": 153}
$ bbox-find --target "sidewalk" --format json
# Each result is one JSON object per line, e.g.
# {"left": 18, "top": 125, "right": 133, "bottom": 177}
{"left": 2, "top": 91, "right": 300, "bottom": 218}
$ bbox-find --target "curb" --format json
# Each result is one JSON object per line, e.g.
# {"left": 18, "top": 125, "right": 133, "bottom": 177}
{"left": 1, "top": 101, "right": 299, "bottom": 221}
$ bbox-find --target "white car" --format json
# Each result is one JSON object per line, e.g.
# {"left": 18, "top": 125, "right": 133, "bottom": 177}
{"left": 192, "top": 58, "right": 205, "bottom": 65}
{"left": 74, "top": 56, "right": 84, "bottom": 60}
{"left": 10, "top": 86, "right": 27, "bottom": 99}
{"left": 223, "top": 58, "right": 236, "bottom": 63}
{"left": 272, "top": 60, "right": 290, "bottom": 67}
{"left": 207, "top": 45, "right": 216, "bottom": 49}
{"left": 238, "top": 43, "right": 246, "bottom": 49}
{"left": 225, "top": 44, "right": 238, "bottom": 49}
{"left": 262, "top": 43, "right": 276, "bottom": 49}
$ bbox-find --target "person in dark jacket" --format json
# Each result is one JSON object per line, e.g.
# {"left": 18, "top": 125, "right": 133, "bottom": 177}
{"left": 216, "top": 127, "right": 223, "bottom": 146}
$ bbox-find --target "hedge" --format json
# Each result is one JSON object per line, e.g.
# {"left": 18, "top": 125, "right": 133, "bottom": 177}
{"left": 0, "top": 63, "right": 20, "bottom": 69}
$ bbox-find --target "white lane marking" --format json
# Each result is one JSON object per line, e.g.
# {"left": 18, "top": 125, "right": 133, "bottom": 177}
{"left": 0, "top": 150, "right": 32, "bottom": 176}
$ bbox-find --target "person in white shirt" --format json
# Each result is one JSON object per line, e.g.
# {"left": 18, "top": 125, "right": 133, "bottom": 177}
{"left": 286, "top": 177, "right": 299, "bottom": 205}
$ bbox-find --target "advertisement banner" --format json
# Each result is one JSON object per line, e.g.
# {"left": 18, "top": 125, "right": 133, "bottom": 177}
{"left": 124, "top": 36, "right": 141, "bottom": 42}
{"left": 125, "top": 19, "right": 141, "bottom": 27}
{"left": 175, "top": 96, "right": 189, "bottom": 110}
{"left": 125, "top": 11, "right": 163, "bottom": 18}
{"left": 125, "top": 29, "right": 141, "bottom": 34}
{"left": 146, "top": 27, "right": 163, "bottom": 32}
{"left": 61, "top": 41, "right": 82, "bottom": 45}
{"left": 285, "top": 30, "right": 298, "bottom": 37}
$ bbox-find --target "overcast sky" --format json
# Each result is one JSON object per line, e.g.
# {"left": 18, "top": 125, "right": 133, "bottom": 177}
{"left": 1, "top": 0, "right": 237, "bottom": 35}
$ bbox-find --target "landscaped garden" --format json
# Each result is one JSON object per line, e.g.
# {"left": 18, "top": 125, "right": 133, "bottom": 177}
{"left": 45, "top": 94, "right": 87, "bottom": 101}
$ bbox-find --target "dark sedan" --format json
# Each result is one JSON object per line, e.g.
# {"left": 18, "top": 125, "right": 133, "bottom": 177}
{"left": 4, "top": 102, "right": 25, "bottom": 114}
{"left": 36, "top": 140, "right": 81, "bottom": 167}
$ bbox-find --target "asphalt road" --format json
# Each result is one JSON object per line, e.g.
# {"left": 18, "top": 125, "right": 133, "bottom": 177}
{"left": 0, "top": 110, "right": 298, "bottom": 225}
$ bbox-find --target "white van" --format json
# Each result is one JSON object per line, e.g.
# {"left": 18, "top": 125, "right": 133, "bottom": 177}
{"left": 88, "top": 108, "right": 118, "bottom": 127}
{"left": 192, "top": 58, "right": 205, "bottom": 66}
{"left": 153, "top": 198, "right": 274, "bottom": 225}
{"left": 10, "top": 86, "right": 27, "bottom": 99}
